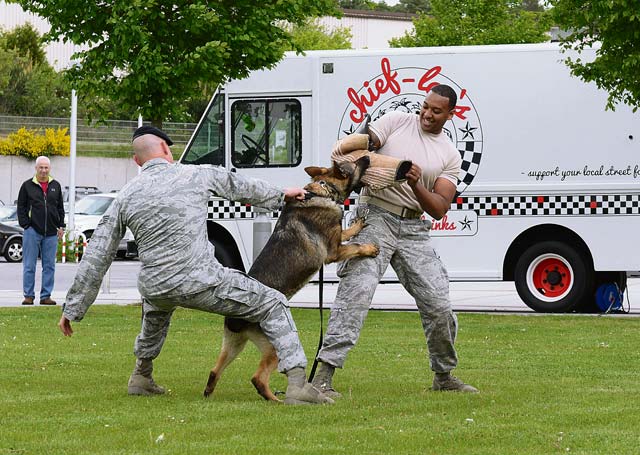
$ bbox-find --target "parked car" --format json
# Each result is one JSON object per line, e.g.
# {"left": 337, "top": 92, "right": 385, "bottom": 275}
{"left": 66, "top": 193, "right": 136, "bottom": 259}
{"left": 0, "top": 222, "right": 23, "bottom": 263}
{"left": 63, "top": 186, "right": 103, "bottom": 212}
{"left": 0, "top": 205, "right": 18, "bottom": 227}
{"left": 63, "top": 185, "right": 102, "bottom": 202}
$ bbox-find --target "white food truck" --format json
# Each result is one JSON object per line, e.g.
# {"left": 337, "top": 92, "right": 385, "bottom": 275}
{"left": 179, "top": 42, "right": 640, "bottom": 312}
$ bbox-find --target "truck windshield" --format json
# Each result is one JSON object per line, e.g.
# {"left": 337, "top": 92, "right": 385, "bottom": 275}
{"left": 181, "top": 92, "right": 225, "bottom": 166}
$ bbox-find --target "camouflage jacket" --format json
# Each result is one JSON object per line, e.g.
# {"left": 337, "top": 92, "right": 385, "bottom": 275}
{"left": 63, "top": 158, "right": 285, "bottom": 321}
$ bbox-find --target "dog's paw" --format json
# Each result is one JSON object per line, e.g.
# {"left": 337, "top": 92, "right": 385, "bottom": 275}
{"left": 363, "top": 243, "right": 379, "bottom": 257}
{"left": 351, "top": 217, "right": 366, "bottom": 230}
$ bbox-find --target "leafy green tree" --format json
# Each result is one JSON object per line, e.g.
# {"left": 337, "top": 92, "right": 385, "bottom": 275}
{"left": 11, "top": 0, "right": 339, "bottom": 127}
{"left": 2, "top": 23, "right": 46, "bottom": 68}
{"left": 390, "top": 0, "right": 551, "bottom": 47}
{"left": 394, "top": 0, "right": 430, "bottom": 14}
{"left": 550, "top": 0, "right": 640, "bottom": 111}
{"left": 521, "top": 0, "right": 543, "bottom": 12}
{"left": 339, "top": 0, "right": 376, "bottom": 9}
{"left": 338, "top": 0, "right": 397, "bottom": 11}
{"left": 287, "top": 20, "right": 352, "bottom": 51}
{"left": 0, "top": 26, "right": 68, "bottom": 117}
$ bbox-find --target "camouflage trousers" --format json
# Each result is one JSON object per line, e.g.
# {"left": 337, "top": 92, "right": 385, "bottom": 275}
{"left": 133, "top": 268, "right": 307, "bottom": 373}
{"left": 317, "top": 204, "right": 459, "bottom": 373}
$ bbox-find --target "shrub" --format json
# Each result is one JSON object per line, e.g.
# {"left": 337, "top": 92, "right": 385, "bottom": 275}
{"left": 0, "top": 127, "right": 70, "bottom": 159}
{"left": 56, "top": 230, "right": 87, "bottom": 263}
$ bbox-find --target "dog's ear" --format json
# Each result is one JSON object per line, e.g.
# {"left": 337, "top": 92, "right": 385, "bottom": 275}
{"left": 305, "top": 166, "right": 330, "bottom": 177}
{"left": 336, "top": 162, "right": 356, "bottom": 177}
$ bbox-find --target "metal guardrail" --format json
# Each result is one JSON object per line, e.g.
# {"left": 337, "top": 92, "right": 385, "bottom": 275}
{"left": 0, "top": 115, "right": 196, "bottom": 146}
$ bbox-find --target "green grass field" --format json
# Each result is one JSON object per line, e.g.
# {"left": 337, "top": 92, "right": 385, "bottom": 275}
{"left": 76, "top": 142, "right": 184, "bottom": 160}
{"left": 1, "top": 306, "right": 639, "bottom": 454}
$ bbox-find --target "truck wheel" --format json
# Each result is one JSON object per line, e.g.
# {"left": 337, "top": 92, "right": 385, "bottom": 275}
{"left": 514, "top": 241, "right": 594, "bottom": 313}
{"left": 4, "top": 238, "right": 23, "bottom": 263}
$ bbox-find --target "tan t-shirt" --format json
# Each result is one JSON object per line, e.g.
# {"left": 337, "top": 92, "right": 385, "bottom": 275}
{"left": 363, "top": 111, "right": 462, "bottom": 212}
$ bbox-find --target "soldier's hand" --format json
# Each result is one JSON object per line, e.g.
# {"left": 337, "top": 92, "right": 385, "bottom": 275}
{"left": 59, "top": 315, "right": 73, "bottom": 337}
{"left": 283, "top": 187, "right": 307, "bottom": 202}
{"left": 406, "top": 164, "right": 422, "bottom": 188}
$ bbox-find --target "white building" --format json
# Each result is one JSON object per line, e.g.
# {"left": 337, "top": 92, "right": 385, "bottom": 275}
{"left": 318, "top": 9, "right": 415, "bottom": 49}
{"left": 0, "top": 2, "right": 414, "bottom": 70}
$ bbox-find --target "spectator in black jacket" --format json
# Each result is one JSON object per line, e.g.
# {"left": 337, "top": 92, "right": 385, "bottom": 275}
{"left": 17, "top": 156, "right": 65, "bottom": 305}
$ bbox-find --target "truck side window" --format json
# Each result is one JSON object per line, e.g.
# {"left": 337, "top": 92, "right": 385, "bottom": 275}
{"left": 231, "top": 99, "right": 301, "bottom": 168}
{"left": 181, "top": 93, "right": 225, "bottom": 166}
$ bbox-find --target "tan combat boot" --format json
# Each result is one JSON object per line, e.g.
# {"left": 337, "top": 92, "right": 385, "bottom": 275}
{"left": 284, "top": 367, "right": 334, "bottom": 405}
{"left": 128, "top": 358, "right": 166, "bottom": 396}
{"left": 128, "top": 374, "right": 166, "bottom": 396}
{"left": 310, "top": 362, "right": 343, "bottom": 399}
{"left": 432, "top": 372, "right": 479, "bottom": 393}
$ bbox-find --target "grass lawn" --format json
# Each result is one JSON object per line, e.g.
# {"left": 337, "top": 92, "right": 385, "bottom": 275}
{"left": 1, "top": 306, "right": 639, "bottom": 454}
{"left": 76, "top": 142, "right": 184, "bottom": 160}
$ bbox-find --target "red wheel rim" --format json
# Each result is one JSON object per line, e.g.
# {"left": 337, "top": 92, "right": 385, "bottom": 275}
{"left": 528, "top": 254, "right": 573, "bottom": 301}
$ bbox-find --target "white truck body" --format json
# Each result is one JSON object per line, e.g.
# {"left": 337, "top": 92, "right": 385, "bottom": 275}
{"left": 180, "top": 43, "right": 640, "bottom": 312}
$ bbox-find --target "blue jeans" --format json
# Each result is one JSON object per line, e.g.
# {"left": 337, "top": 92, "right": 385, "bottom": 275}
{"left": 22, "top": 227, "right": 58, "bottom": 300}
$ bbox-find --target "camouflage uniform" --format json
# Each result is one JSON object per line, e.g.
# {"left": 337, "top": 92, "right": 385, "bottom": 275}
{"left": 317, "top": 203, "right": 458, "bottom": 373}
{"left": 63, "top": 158, "right": 306, "bottom": 373}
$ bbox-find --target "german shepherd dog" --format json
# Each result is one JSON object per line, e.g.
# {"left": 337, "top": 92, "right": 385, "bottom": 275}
{"left": 204, "top": 156, "right": 378, "bottom": 401}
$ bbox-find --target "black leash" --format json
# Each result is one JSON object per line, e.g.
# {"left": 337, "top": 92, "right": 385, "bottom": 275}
{"left": 307, "top": 265, "right": 324, "bottom": 382}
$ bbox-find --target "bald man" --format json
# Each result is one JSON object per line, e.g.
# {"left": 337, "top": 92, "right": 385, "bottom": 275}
{"left": 58, "top": 126, "right": 333, "bottom": 405}
{"left": 17, "top": 155, "right": 65, "bottom": 306}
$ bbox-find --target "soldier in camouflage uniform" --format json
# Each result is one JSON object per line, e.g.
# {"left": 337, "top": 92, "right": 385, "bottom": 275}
{"left": 312, "top": 85, "right": 478, "bottom": 397}
{"left": 58, "top": 126, "right": 333, "bottom": 405}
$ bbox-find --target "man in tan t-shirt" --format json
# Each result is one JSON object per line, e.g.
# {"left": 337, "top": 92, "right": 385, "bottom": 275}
{"left": 312, "top": 84, "right": 478, "bottom": 396}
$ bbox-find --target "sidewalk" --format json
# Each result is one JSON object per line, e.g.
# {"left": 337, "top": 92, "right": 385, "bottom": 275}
{"left": 1, "top": 280, "right": 637, "bottom": 314}
{"left": 0, "top": 281, "right": 541, "bottom": 312}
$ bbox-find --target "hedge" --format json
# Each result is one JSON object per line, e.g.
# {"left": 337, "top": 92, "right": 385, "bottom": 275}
{"left": 0, "top": 127, "right": 70, "bottom": 159}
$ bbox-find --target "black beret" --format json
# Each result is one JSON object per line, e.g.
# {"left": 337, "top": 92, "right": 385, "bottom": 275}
{"left": 132, "top": 125, "right": 174, "bottom": 146}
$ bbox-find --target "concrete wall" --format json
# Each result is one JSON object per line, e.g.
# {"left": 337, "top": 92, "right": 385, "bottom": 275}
{"left": 0, "top": 155, "right": 139, "bottom": 205}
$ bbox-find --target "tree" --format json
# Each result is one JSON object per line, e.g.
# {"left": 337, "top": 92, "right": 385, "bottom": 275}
{"left": 338, "top": 0, "right": 397, "bottom": 12}
{"left": 287, "top": 20, "right": 352, "bottom": 51}
{"left": 521, "top": 0, "right": 543, "bottom": 12}
{"left": 0, "top": 26, "right": 69, "bottom": 117}
{"left": 10, "top": 0, "right": 339, "bottom": 127}
{"left": 550, "top": 0, "right": 640, "bottom": 111}
{"left": 394, "top": 0, "right": 430, "bottom": 14}
{"left": 389, "top": 0, "right": 551, "bottom": 47}
{"left": 339, "top": 0, "right": 376, "bottom": 9}
{"left": 3, "top": 23, "right": 46, "bottom": 67}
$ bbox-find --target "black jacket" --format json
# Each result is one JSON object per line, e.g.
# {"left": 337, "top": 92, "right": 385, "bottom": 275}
{"left": 17, "top": 176, "right": 66, "bottom": 236}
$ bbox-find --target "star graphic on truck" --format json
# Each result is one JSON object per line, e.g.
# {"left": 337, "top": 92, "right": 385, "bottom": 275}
{"left": 459, "top": 122, "right": 478, "bottom": 140}
{"left": 459, "top": 215, "right": 474, "bottom": 231}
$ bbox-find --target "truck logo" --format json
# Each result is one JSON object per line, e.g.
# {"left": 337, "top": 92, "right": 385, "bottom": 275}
{"left": 338, "top": 57, "right": 483, "bottom": 197}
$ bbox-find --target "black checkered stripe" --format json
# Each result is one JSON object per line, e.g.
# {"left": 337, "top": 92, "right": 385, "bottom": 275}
{"left": 207, "top": 197, "right": 358, "bottom": 220}
{"left": 455, "top": 194, "right": 640, "bottom": 216}
{"left": 457, "top": 140, "right": 481, "bottom": 195}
